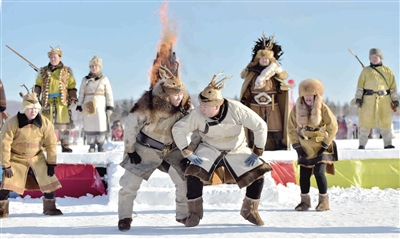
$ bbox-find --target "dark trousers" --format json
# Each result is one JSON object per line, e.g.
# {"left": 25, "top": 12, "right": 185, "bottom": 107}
{"left": 0, "top": 167, "right": 55, "bottom": 200}
{"left": 299, "top": 164, "right": 327, "bottom": 194}
{"left": 187, "top": 175, "right": 264, "bottom": 200}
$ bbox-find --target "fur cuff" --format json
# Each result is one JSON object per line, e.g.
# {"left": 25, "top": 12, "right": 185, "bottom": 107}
{"left": 390, "top": 90, "right": 399, "bottom": 101}
{"left": 276, "top": 71, "right": 288, "bottom": 80}
{"left": 252, "top": 145, "right": 264, "bottom": 156}
{"left": 355, "top": 88, "right": 363, "bottom": 99}
{"left": 182, "top": 147, "right": 193, "bottom": 158}
{"left": 68, "top": 89, "right": 78, "bottom": 100}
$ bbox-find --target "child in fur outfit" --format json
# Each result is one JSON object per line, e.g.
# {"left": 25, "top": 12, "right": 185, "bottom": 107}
{"left": 288, "top": 78, "right": 338, "bottom": 212}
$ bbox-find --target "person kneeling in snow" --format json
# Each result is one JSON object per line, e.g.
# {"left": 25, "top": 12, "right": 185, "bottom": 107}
{"left": 288, "top": 78, "right": 338, "bottom": 212}
{"left": 0, "top": 85, "right": 63, "bottom": 218}
{"left": 172, "top": 72, "right": 272, "bottom": 227}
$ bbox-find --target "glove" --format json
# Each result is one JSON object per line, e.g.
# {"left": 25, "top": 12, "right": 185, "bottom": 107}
{"left": 47, "top": 164, "right": 56, "bottom": 177}
{"left": 187, "top": 153, "right": 203, "bottom": 165}
{"left": 355, "top": 98, "right": 363, "bottom": 108}
{"left": 106, "top": 110, "right": 113, "bottom": 117}
{"left": 393, "top": 100, "right": 399, "bottom": 108}
{"left": 294, "top": 146, "right": 308, "bottom": 159}
{"left": 76, "top": 105, "right": 82, "bottom": 112}
{"left": 3, "top": 167, "right": 13, "bottom": 178}
{"left": 245, "top": 153, "right": 258, "bottom": 167}
{"left": 128, "top": 151, "right": 141, "bottom": 164}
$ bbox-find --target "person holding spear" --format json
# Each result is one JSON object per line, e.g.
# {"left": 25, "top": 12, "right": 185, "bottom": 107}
{"left": 349, "top": 48, "right": 399, "bottom": 149}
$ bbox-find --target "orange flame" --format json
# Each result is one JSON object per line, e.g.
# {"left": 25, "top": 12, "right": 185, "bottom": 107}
{"left": 149, "top": 1, "right": 179, "bottom": 87}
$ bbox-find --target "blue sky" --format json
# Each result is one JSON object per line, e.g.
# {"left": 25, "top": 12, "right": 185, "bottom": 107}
{"left": 1, "top": 0, "right": 399, "bottom": 105}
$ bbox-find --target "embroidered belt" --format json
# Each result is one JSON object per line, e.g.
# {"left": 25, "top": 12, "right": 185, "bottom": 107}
{"left": 304, "top": 126, "right": 320, "bottom": 132}
{"left": 251, "top": 93, "right": 276, "bottom": 103}
{"left": 136, "top": 131, "right": 176, "bottom": 152}
{"left": 363, "top": 89, "right": 390, "bottom": 96}
{"left": 49, "top": 93, "right": 61, "bottom": 98}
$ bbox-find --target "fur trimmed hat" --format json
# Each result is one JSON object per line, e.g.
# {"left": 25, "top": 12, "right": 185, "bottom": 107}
{"left": 369, "top": 48, "right": 383, "bottom": 59}
{"left": 158, "top": 65, "right": 183, "bottom": 94}
{"left": 19, "top": 84, "right": 41, "bottom": 114}
{"left": 47, "top": 46, "right": 62, "bottom": 58}
{"left": 89, "top": 55, "right": 103, "bottom": 69}
{"left": 198, "top": 72, "right": 232, "bottom": 107}
{"left": 298, "top": 78, "right": 324, "bottom": 97}
{"left": 296, "top": 78, "right": 324, "bottom": 127}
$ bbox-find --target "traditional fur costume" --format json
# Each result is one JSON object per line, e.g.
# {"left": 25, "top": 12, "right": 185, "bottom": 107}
{"left": 172, "top": 73, "right": 272, "bottom": 227}
{"left": 240, "top": 33, "right": 290, "bottom": 150}
{"left": 0, "top": 85, "right": 62, "bottom": 218}
{"left": 289, "top": 78, "right": 338, "bottom": 169}
{"left": 118, "top": 65, "right": 193, "bottom": 231}
{"left": 76, "top": 55, "right": 114, "bottom": 152}
{"left": 34, "top": 46, "right": 77, "bottom": 152}
{"left": 288, "top": 78, "right": 338, "bottom": 212}
{"left": 352, "top": 48, "right": 399, "bottom": 149}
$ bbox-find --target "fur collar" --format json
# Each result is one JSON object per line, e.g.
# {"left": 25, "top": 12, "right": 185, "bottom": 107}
{"left": 295, "top": 95, "right": 323, "bottom": 127}
{"left": 17, "top": 112, "right": 42, "bottom": 128}
{"left": 130, "top": 81, "right": 192, "bottom": 124}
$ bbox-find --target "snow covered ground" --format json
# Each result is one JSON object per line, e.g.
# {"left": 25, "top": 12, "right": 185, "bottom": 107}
{"left": 0, "top": 134, "right": 399, "bottom": 238}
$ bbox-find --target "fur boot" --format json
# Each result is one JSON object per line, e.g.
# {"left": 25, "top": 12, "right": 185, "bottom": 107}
{"left": 118, "top": 218, "right": 133, "bottom": 232}
{"left": 0, "top": 200, "right": 9, "bottom": 218}
{"left": 295, "top": 194, "right": 311, "bottom": 211}
{"left": 43, "top": 198, "right": 63, "bottom": 215}
{"left": 240, "top": 196, "right": 264, "bottom": 226}
{"left": 315, "top": 193, "right": 330, "bottom": 211}
{"left": 185, "top": 197, "right": 203, "bottom": 227}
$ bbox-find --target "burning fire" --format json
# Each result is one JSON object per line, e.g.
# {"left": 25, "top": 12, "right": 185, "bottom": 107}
{"left": 149, "top": 2, "right": 179, "bottom": 87}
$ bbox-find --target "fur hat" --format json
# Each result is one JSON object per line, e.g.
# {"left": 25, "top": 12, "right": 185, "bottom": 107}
{"left": 248, "top": 32, "right": 284, "bottom": 68}
{"left": 296, "top": 78, "right": 324, "bottom": 127}
{"left": 369, "top": 48, "right": 384, "bottom": 59}
{"left": 298, "top": 78, "right": 324, "bottom": 97}
{"left": 158, "top": 65, "right": 183, "bottom": 94}
{"left": 47, "top": 45, "right": 62, "bottom": 58}
{"left": 19, "top": 84, "right": 41, "bottom": 114}
{"left": 89, "top": 55, "right": 103, "bottom": 69}
{"left": 198, "top": 72, "right": 232, "bottom": 107}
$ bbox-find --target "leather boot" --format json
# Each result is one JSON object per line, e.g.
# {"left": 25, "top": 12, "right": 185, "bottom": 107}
{"left": 97, "top": 142, "right": 106, "bottom": 152}
{"left": 61, "top": 139, "right": 73, "bottom": 153}
{"left": 315, "top": 193, "right": 330, "bottom": 211}
{"left": 185, "top": 197, "right": 203, "bottom": 227}
{"left": 118, "top": 218, "right": 133, "bottom": 232}
{"left": 88, "top": 144, "right": 96, "bottom": 153}
{"left": 43, "top": 198, "right": 63, "bottom": 215}
{"left": 240, "top": 196, "right": 264, "bottom": 226}
{"left": 295, "top": 194, "right": 311, "bottom": 211}
{"left": 0, "top": 200, "right": 9, "bottom": 218}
